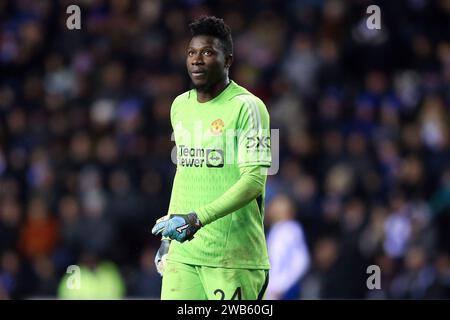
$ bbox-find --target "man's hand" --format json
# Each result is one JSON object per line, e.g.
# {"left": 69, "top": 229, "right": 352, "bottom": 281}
{"left": 151, "top": 213, "right": 202, "bottom": 243}
{"left": 154, "top": 239, "right": 170, "bottom": 276}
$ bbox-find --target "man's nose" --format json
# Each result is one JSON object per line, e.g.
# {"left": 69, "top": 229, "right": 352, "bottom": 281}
{"left": 191, "top": 53, "right": 204, "bottom": 65}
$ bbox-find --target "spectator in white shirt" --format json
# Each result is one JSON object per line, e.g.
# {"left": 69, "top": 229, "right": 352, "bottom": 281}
{"left": 265, "top": 194, "right": 311, "bottom": 299}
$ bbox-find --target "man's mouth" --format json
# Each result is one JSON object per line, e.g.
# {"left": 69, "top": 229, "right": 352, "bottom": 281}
{"left": 191, "top": 70, "right": 206, "bottom": 78}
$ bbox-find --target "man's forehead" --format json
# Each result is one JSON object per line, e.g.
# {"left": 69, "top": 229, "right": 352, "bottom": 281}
{"left": 188, "top": 35, "right": 221, "bottom": 49}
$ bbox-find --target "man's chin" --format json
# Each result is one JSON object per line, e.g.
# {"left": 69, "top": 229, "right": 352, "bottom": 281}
{"left": 192, "top": 81, "right": 209, "bottom": 92}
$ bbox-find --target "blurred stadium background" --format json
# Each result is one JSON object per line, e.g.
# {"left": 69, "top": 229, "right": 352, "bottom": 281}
{"left": 1, "top": 0, "right": 450, "bottom": 299}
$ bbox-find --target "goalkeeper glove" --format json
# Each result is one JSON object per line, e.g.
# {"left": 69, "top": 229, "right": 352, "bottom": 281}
{"left": 151, "top": 213, "right": 202, "bottom": 243}
{"left": 154, "top": 239, "right": 170, "bottom": 276}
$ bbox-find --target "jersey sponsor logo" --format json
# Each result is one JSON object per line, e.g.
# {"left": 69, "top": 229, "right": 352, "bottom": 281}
{"left": 205, "top": 149, "right": 224, "bottom": 168}
{"left": 210, "top": 119, "right": 224, "bottom": 136}
{"left": 177, "top": 145, "right": 224, "bottom": 168}
{"left": 246, "top": 136, "right": 270, "bottom": 149}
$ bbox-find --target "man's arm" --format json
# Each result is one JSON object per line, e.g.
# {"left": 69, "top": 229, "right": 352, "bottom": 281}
{"left": 151, "top": 165, "right": 267, "bottom": 242}
{"left": 194, "top": 95, "right": 272, "bottom": 225}
{"left": 195, "top": 165, "right": 267, "bottom": 225}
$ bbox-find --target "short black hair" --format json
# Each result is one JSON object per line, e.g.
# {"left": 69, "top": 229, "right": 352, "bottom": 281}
{"left": 188, "top": 16, "right": 233, "bottom": 56}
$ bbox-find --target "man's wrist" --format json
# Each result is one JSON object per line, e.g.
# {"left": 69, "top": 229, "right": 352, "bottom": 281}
{"left": 195, "top": 208, "right": 209, "bottom": 226}
{"left": 186, "top": 212, "right": 202, "bottom": 230}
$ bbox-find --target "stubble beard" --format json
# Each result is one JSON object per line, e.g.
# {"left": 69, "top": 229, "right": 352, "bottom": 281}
{"left": 192, "top": 81, "right": 210, "bottom": 92}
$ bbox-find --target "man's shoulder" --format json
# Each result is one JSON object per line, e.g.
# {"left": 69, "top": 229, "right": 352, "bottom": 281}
{"left": 172, "top": 90, "right": 193, "bottom": 105}
{"left": 231, "top": 92, "right": 266, "bottom": 108}
{"left": 227, "top": 81, "right": 266, "bottom": 108}
{"left": 230, "top": 93, "right": 268, "bottom": 119}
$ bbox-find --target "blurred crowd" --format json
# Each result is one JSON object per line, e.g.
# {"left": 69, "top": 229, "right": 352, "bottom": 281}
{"left": 1, "top": 0, "right": 450, "bottom": 299}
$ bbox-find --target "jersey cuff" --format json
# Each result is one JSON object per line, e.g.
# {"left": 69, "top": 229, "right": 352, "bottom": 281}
{"left": 195, "top": 208, "right": 211, "bottom": 226}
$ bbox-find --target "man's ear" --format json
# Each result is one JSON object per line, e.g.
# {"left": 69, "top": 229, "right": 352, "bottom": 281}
{"left": 225, "top": 54, "right": 233, "bottom": 69}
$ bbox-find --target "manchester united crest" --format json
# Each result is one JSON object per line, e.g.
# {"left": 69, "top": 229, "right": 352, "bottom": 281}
{"left": 210, "top": 119, "right": 224, "bottom": 135}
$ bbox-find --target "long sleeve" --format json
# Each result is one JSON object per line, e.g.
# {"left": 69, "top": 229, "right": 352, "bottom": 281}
{"left": 195, "top": 165, "right": 267, "bottom": 225}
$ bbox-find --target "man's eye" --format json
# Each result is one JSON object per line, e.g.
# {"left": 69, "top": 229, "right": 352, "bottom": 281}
{"left": 188, "top": 51, "right": 195, "bottom": 56}
{"left": 203, "top": 50, "right": 212, "bottom": 56}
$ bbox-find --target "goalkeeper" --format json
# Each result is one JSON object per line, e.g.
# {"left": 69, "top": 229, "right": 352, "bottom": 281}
{"left": 151, "top": 16, "right": 272, "bottom": 300}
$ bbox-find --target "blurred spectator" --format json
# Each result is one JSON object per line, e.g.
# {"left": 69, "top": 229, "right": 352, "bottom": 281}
{"left": 301, "top": 236, "right": 339, "bottom": 299}
{"left": 430, "top": 168, "right": 450, "bottom": 252}
{"left": 282, "top": 33, "right": 320, "bottom": 97}
{"left": 383, "top": 192, "right": 412, "bottom": 259}
{"left": 30, "top": 256, "right": 58, "bottom": 297}
{"left": 265, "top": 194, "right": 310, "bottom": 300}
{"left": 290, "top": 173, "right": 319, "bottom": 220}
{"left": 429, "top": 253, "right": 450, "bottom": 298}
{"left": 390, "top": 245, "right": 436, "bottom": 299}
{"left": 57, "top": 251, "right": 125, "bottom": 299}
{"left": 106, "top": 169, "right": 149, "bottom": 265}
{"left": 0, "top": 250, "right": 32, "bottom": 299}
{"left": 127, "top": 247, "right": 162, "bottom": 299}
{"left": 19, "top": 196, "right": 58, "bottom": 260}
{"left": 359, "top": 206, "right": 387, "bottom": 259}
{"left": 365, "top": 252, "right": 397, "bottom": 299}
{"left": 337, "top": 198, "right": 368, "bottom": 297}
{"left": 77, "top": 185, "right": 116, "bottom": 259}
{"left": 0, "top": 197, "right": 21, "bottom": 254}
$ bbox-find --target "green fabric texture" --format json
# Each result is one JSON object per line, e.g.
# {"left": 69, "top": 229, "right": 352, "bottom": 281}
{"left": 166, "top": 80, "right": 272, "bottom": 269}
{"left": 196, "top": 165, "right": 267, "bottom": 225}
{"left": 161, "top": 259, "right": 268, "bottom": 300}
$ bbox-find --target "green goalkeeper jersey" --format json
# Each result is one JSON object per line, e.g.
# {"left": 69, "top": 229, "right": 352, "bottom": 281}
{"left": 167, "top": 80, "right": 271, "bottom": 269}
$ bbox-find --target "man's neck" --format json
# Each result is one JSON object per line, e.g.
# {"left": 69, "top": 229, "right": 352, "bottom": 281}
{"left": 197, "top": 78, "right": 230, "bottom": 103}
